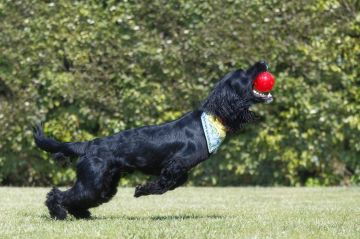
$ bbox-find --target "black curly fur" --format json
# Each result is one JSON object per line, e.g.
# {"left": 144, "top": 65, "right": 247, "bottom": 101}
{"left": 45, "top": 188, "right": 67, "bottom": 220}
{"left": 34, "top": 61, "right": 271, "bottom": 220}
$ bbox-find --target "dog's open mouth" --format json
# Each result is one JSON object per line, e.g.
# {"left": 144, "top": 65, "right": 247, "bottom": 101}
{"left": 252, "top": 88, "right": 273, "bottom": 103}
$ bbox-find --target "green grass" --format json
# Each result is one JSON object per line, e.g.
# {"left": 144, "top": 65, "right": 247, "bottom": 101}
{"left": 0, "top": 187, "right": 359, "bottom": 239}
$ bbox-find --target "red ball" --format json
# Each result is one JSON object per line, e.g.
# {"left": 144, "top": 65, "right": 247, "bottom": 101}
{"left": 253, "top": 72, "right": 275, "bottom": 92}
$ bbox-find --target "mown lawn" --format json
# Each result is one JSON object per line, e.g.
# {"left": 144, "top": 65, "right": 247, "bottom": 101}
{"left": 0, "top": 187, "right": 359, "bottom": 239}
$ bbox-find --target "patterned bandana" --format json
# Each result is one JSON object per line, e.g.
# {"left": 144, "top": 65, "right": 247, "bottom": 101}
{"left": 200, "top": 112, "right": 227, "bottom": 154}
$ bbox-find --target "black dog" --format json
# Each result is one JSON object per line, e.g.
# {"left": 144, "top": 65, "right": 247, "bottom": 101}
{"left": 34, "top": 61, "right": 273, "bottom": 220}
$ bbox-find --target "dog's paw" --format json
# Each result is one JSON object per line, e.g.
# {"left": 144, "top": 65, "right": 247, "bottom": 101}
{"left": 134, "top": 185, "right": 147, "bottom": 198}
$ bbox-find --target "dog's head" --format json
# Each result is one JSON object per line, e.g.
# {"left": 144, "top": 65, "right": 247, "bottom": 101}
{"left": 202, "top": 61, "right": 274, "bottom": 131}
{"left": 228, "top": 61, "right": 273, "bottom": 104}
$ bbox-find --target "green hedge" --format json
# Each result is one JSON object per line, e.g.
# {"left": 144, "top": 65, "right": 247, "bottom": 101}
{"left": 0, "top": 0, "right": 359, "bottom": 186}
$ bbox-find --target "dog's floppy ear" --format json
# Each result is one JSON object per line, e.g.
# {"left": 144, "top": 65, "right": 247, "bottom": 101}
{"left": 229, "top": 71, "right": 248, "bottom": 95}
{"left": 230, "top": 77, "right": 243, "bottom": 93}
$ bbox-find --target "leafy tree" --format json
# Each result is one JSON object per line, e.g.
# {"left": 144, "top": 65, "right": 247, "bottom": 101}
{"left": 0, "top": 0, "right": 359, "bottom": 186}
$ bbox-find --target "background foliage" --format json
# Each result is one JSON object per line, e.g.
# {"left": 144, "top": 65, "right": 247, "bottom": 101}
{"left": 0, "top": 0, "right": 359, "bottom": 186}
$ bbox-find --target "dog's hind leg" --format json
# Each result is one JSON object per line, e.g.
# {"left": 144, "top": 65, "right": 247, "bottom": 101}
{"left": 46, "top": 154, "right": 122, "bottom": 219}
{"left": 45, "top": 187, "right": 68, "bottom": 220}
{"left": 45, "top": 155, "right": 120, "bottom": 220}
{"left": 45, "top": 186, "right": 92, "bottom": 220}
{"left": 134, "top": 161, "right": 187, "bottom": 197}
{"left": 45, "top": 178, "right": 95, "bottom": 220}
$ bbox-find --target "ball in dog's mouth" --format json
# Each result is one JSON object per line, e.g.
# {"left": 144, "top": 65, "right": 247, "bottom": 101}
{"left": 253, "top": 71, "right": 275, "bottom": 103}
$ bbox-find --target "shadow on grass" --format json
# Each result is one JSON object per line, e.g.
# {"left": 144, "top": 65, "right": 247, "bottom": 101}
{"left": 39, "top": 214, "right": 227, "bottom": 221}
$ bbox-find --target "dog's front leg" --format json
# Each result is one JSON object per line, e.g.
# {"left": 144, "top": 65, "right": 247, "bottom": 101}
{"left": 134, "top": 163, "right": 187, "bottom": 197}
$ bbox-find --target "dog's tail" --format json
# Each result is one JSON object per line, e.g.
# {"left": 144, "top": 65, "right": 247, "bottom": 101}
{"left": 33, "top": 124, "right": 88, "bottom": 158}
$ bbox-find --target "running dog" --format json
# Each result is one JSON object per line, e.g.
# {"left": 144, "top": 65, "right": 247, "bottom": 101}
{"left": 34, "top": 61, "right": 273, "bottom": 220}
